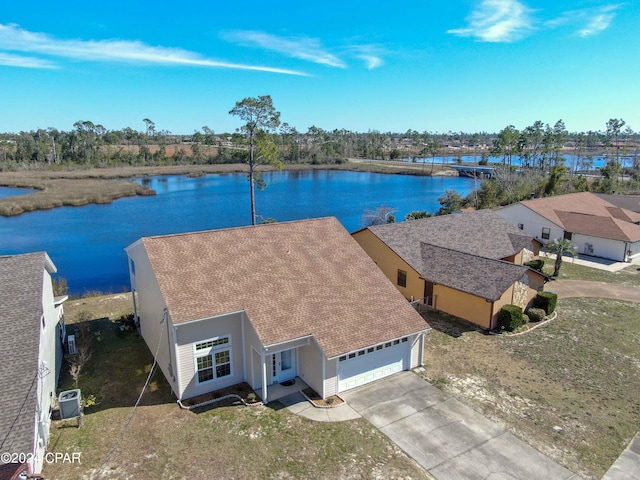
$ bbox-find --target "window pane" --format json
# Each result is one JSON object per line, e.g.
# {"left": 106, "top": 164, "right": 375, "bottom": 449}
{"left": 216, "top": 363, "right": 231, "bottom": 378}
{"left": 397, "top": 269, "right": 407, "bottom": 287}
{"left": 198, "top": 367, "right": 214, "bottom": 383}
{"left": 197, "top": 355, "right": 213, "bottom": 369}
{"left": 215, "top": 350, "right": 230, "bottom": 365}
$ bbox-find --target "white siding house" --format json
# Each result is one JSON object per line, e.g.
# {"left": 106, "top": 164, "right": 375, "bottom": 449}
{"left": 496, "top": 192, "right": 640, "bottom": 262}
{"left": 0, "top": 253, "right": 67, "bottom": 478}
{"left": 125, "top": 218, "right": 430, "bottom": 403}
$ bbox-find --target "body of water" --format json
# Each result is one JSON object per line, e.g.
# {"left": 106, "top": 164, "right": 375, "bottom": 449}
{"left": 400, "top": 153, "right": 638, "bottom": 169}
{"left": 0, "top": 170, "right": 473, "bottom": 295}
{"left": 0, "top": 186, "right": 37, "bottom": 198}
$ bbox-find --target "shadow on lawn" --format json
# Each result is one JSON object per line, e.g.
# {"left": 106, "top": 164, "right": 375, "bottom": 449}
{"left": 420, "top": 309, "right": 482, "bottom": 338}
{"left": 59, "top": 317, "right": 175, "bottom": 415}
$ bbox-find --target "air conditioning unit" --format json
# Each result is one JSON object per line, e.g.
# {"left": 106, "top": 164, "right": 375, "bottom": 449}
{"left": 67, "top": 334, "right": 77, "bottom": 355}
{"left": 59, "top": 389, "right": 81, "bottom": 419}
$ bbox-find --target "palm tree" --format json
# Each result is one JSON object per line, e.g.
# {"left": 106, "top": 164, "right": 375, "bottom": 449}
{"left": 545, "top": 238, "right": 578, "bottom": 277}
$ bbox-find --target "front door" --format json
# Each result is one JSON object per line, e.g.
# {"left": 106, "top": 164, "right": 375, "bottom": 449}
{"left": 272, "top": 349, "right": 295, "bottom": 383}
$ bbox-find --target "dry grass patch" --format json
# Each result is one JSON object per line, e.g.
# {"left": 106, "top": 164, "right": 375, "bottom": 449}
{"left": 45, "top": 294, "right": 429, "bottom": 479}
{"left": 421, "top": 298, "right": 640, "bottom": 479}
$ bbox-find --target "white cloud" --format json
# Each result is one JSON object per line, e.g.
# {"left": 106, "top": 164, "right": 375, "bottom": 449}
{"left": 222, "top": 30, "right": 346, "bottom": 68}
{"left": 0, "top": 52, "right": 57, "bottom": 68}
{"left": 544, "top": 4, "right": 620, "bottom": 37}
{"left": 347, "top": 44, "right": 385, "bottom": 70}
{"left": 358, "top": 55, "right": 383, "bottom": 69}
{"left": 0, "top": 23, "right": 308, "bottom": 75}
{"left": 577, "top": 5, "right": 620, "bottom": 37}
{"left": 447, "top": 0, "right": 534, "bottom": 42}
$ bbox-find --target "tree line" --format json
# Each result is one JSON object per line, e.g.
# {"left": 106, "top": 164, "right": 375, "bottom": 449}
{"left": 1, "top": 114, "right": 637, "bottom": 172}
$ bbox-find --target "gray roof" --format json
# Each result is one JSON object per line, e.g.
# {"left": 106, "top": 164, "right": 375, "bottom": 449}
{"left": 367, "top": 210, "right": 535, "bottom": 260}
{"left": 0, "top": 253, "right": 51, "bottom": 460}
{"left": 595, "top": 193, "right": 640, "bottom": 214}
{"left": 364, "top": 210, "right": 537, "bottom": 300}
{"left": 419, "top": 243, "right": 529, "bottom": 301}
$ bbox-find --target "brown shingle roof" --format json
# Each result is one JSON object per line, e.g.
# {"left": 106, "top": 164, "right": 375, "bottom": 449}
{"left": 141, "top": 217, "right": 428, "bottom": 358}
{"left": 0, "top": 253, "right": 51, "bottom": 459}
{"left": 520, "top": 192, "right": 640, "bottom": 227}
{"left": 557, "top": 211, "right": 640, "bottom": 242}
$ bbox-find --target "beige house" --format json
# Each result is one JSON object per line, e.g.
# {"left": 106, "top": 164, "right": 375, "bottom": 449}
{"left": 125, "top": 217, "right": 429, "bottom": 403}
{"left": 353, "top": 210, "right": 547, "bottom": 330}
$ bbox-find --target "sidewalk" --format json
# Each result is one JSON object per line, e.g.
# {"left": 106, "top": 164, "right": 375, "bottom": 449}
{"left": 541, "top": 252, "right": 640, "bottom": 273}
{"left": 278, "top": 391, "right": 361, "bottom": 422}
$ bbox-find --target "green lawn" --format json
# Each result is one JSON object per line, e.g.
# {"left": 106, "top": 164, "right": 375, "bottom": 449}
{"left": 46, "top": 302, "right": 429, "bottom": 479}
{"left": 542, "top": 256, "right": 640, "bottom": 286}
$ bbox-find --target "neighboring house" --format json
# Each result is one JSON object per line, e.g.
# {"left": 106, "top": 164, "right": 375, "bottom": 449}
{"left": 125, "top": 217, "right": 429, "bottom": 403}
{"left": 0, "top": 252, "right": 67, "bottom": 479}
{"left": 496, "top": 192, "right": 640, "bottom": 262}
{"left": 595, "top": 193, "right": 640, "bottom": 214}
{"left": 352, "top": 210, "right": 547, "bottom": 330}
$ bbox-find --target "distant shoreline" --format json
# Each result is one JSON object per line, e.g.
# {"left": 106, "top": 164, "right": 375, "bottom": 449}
{"left": 0, "top": 161, "right": 457, "bottom": 217}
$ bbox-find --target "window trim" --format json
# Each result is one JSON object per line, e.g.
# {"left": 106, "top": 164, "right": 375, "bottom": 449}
{"left": 193, "top": 335, "right": 231, "bottom": 353}
{"left": 397, "top": 269, "right": 407, "bottom": 288}
{"left": 193, "top": 335, "right": 233, "bottom": 384}
{"left": 541, "top": 227, "right": 550, "bottom": 240}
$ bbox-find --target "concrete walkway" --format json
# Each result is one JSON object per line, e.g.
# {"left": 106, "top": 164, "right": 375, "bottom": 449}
{"left": 550, "top": 280, "right": 640, "bottom": 303}
{"left": 542, "top": 252, "right": 640, "bottom": 272}
{"left": 602, "top": 433, "right": 640, "bottom": 480}
{"left": 341, "top": 372, "right": 581, "bottom": 480}
{"left": 279, "top": 391, "right": 361, "bottom": 422}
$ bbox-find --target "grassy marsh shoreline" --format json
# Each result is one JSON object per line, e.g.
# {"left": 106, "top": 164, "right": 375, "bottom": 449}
{"left": 0, "top": 161, "right": 455, "bottom": 217}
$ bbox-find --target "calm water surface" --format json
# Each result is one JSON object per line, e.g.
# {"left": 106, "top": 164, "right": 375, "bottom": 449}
{"left": 0, "top": 170, "right": 473, "bottom": 294}
{"left": 0, "top": 186, "right": 37, "bottom": 198}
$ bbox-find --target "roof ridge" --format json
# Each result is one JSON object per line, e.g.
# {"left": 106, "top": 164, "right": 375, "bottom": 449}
{"left": 142, "top": 216, "right": 338, "bottom": 241}
{"left": 419, "top": 241, "right": 528, "bottom": 268}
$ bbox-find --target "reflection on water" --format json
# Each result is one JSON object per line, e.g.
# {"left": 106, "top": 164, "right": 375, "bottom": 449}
{"left": 1, "top": 170, "right": 473, "bottom": 294}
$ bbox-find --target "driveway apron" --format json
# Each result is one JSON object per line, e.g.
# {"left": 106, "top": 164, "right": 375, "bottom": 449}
{"left": 341, "top": 372, "right": 581, "bottom": 480}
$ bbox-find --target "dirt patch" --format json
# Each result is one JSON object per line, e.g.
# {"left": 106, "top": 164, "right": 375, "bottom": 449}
{"left": 302, "top": 388, "right": 344, "bottom": 407}
{"left": 420, "top": 298, "right": 640, "bottom": 479}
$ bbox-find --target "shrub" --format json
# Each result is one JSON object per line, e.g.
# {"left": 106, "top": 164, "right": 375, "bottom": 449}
{"left": 522, "top": 314, "right": 530, "bottom": 324}
{"left": 527, "top": 307, "right": 546, "bottom": 323}
{"left": 524, "top": 259, "right": 544, "bottom": 272}
{"left": 534, "top": 291, "right": 558, "bottom": 315}
{"left": 498, "top": 304, "right": 524, "bottom": 332}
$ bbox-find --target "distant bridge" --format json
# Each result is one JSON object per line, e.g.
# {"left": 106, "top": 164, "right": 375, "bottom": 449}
{"left": 449, "top": 165, "right": 496, "bottom": 179}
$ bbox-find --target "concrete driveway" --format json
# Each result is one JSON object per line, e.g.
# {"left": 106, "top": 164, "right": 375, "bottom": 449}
{"left": 341, "top": 372, "right": 581, "bottom": 480}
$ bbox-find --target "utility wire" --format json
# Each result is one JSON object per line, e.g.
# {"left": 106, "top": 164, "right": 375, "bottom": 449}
{"left": 91, "top": 314, "right": 165, "bottom": 478}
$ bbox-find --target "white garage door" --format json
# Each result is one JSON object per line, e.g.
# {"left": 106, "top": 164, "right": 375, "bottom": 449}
{"left": 338, "top": 338, "right": 410, "bottom": 392}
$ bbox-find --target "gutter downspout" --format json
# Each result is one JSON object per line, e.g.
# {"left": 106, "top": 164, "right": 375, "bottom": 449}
{"left": 261, "top": 349, "right": 268, "bottom": 404}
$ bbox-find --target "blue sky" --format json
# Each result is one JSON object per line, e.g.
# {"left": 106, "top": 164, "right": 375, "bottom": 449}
{"left": 1, "top": 1, "right": 638, "bottom": 135}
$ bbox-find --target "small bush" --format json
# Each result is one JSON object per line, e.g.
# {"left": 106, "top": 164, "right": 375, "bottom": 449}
{"left": 522, "top": 314, "right": 530, "bottom": 324}
{"left": 527, "top": 307, "right": 546, "bottom": 323}
{"left": 524, "top": 259, "right": 544, "bottom": 272}
{"left": 534, "top": 291, "right": 558, "bottom": 315}
{"left": 498, "top": 304, "right": 524, "bottom": 332}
